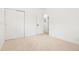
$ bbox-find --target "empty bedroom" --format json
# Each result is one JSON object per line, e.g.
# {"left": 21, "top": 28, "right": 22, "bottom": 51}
{"left": 0, "top": 8, "right": 79, "bottom": 51}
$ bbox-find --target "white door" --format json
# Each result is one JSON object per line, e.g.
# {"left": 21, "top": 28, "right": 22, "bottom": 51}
{"left": 5, "top": 9, "right": 24, "bottom": 40}
{"left": 0, "top": 9, "right": 5, "bottom": 49}
{"left": 0, "top": 9, "right": 3, "bottom": 40}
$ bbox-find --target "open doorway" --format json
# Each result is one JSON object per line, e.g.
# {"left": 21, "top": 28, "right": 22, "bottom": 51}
{"left": 43, "top": 14, "right": 49, "bottom": 35}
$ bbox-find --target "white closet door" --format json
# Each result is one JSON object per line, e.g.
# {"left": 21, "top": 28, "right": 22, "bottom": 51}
{"left": 0, "top": 9, "right": 3, "bottom": 40}
{"left": 16, "top": 10, "right": 24, "bottom": 38}
{"left": 0, "top": 9, "right": 5, "bottom": 49}
{"left": 5, "top": 9, "right": 24, "bottom": 40}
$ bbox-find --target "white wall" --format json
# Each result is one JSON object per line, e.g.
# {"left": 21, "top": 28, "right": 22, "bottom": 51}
{"left": 25, "top": 8, "right": 44, "bottom": 36}
{"left": 0, "top": 9, "right": 5, "bottom": 50}
{"left": 46, "top": 8, "right": 79, "bottom": 44}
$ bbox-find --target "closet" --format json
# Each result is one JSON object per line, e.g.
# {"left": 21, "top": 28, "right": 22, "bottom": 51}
{"left": 5, "top": 9, "right": 25, "bottom": 40}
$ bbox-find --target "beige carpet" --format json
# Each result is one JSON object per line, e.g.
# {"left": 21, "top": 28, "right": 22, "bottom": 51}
{"left": 1, "top": 34, "right": 79, "bottom": 51}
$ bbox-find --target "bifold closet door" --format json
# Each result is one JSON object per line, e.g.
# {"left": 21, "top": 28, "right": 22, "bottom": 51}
{"left": 0, "top": 9, "right": 3, "bottom": 40}
{"left": 5, "top": 9, "right": 24, "bottom": 40}
{"left": 0, "top": 9, "right": 5, "bottom": 49}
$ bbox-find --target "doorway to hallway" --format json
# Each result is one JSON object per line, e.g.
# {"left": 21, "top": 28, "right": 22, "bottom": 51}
{"left": 43, "top": 14, "right": 49, "bottom": 35}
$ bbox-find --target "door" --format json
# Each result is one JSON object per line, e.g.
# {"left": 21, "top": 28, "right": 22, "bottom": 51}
{"left": 44, "top": 14, "right": 49, "bottom": 34}
{"left": 5, "top": 9, "right": 25, "bottom": 40}
{"left": 0, "top": 9, "right": 5, "bottom": 49}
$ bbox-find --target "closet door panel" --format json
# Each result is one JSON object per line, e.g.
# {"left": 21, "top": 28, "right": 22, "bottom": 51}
{"left": 0, "top": 9, "right": 3, "bottom": 38}
{"left": 0, "top": 9, "right": 5, "bottom": 49}
{"left": 16, "top": 11, "right": 24, "bottom": 38}
{"left": 6, "top": 9, "right": 17, "bottom": 39}
{"left": 6, "top": 9, "right": 24, "bottom": 39}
